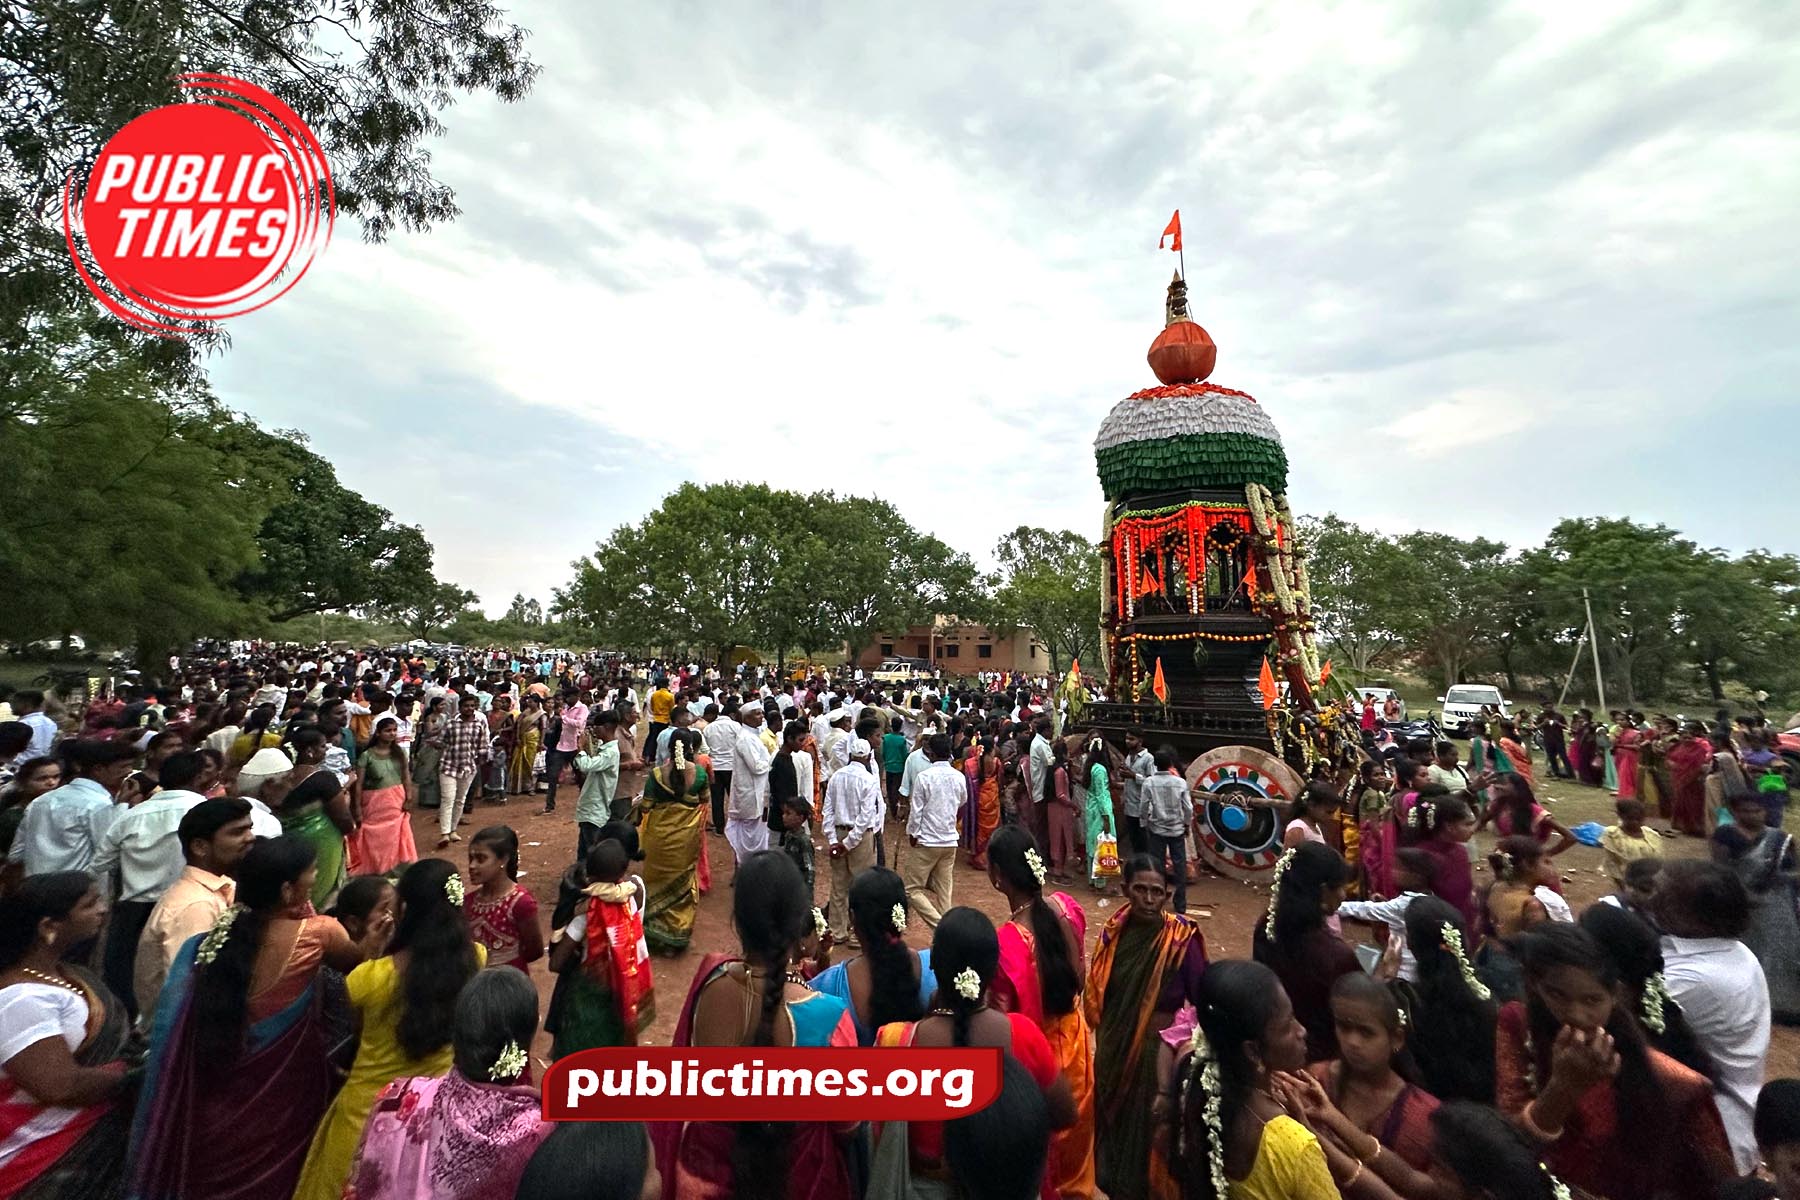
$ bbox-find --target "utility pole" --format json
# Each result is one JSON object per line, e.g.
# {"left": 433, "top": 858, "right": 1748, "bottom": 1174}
{"left": 1582, "top": 587, "right": 1608, "bottom": 716}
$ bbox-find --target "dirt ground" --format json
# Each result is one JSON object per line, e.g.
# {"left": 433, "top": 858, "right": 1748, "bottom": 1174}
{"left": 405, "top": 761, "right": 1800, "bottom": 1079}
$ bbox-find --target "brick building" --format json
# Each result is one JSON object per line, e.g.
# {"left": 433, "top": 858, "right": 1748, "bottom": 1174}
{"left": 852, "top": 617, "right": 1048, "bottom": 675}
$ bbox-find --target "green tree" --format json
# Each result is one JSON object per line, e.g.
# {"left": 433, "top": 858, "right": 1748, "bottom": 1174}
{"left": 1297, "top": 514, "right": 1413, "bottom": 679}
{"left": 386, "top": 580, "right": 479, "bottom": 641}
{"left": 1681, "top": 550, "right": 1800, "bottom": 702}
{"left": 1389, "top": 531, "right": 1510, "bottom": 689}
{"left": 985, "top": 527, "right": 1100, "bottom": 677}
{"left": 3, "top": 0, "right": 539, "bottom": 368}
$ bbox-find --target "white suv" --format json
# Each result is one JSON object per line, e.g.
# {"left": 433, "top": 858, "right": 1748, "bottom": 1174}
{"left": 1438, "top": 684, "right": 1510, "bottom": 736}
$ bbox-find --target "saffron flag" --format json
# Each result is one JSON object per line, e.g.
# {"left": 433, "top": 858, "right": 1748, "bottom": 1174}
{"left": 1152, "top": 658, "right": 1169, "bottom": 704}
{"left": 1257, "top": 657, "right": 1279, "bottom": 710}
{"left": 1319, "top": 659, "right": 1333, "bottom": 687}
{"left": 1160, "top": 210, "right": 1182, "bottom": 252}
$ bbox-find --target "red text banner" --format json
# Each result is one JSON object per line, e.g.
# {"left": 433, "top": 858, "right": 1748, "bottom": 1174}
{"left": 544, "top": 1047, "right": 1003, "bottom": 1122}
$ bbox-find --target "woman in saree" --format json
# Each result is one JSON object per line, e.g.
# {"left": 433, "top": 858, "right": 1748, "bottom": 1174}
{"left": 1081, "top": 738, "right": 1117, "bottom": 893}
{"left": 655, "top": 851, "right": 857, "bottom": 1200}
{"left": 640, "top": 729, "right": 709, "bottom": 954}
{"left": 1571, "top": 710, "right": 1603, "bottom": 787}
{"left": 870, "top": 907, "right": 1076, "bottom": 1200}
{"left": 0, "top": 873, "right": 133, "bottom": 1200}
{"left": 292, "top": 859, "right": 485, "bottom": 1200}
{"left": 1496, "top": 721, "right": 1536, "bottom": 786}
{"left": 509, "top": 694, "right": 543, "bottom": 796}
{"left": 987, "top": 827, "right": 1095, "bottom": 1199}
{"left": 276, "top": 766, "right": 354, "bottom": 912}
{"left": 1667, "top": 721, "right": 1715, "bottom": 837}
{"left": 1494, "top": 924, "right": 1734, "bottom": 1200}
{"left": 1713, "top": 789, "right": 1800, "bottom": 1020}
{"left": 1612, "top": 715, "right": 1643, "bottom": 800}
{"left": 968, "top": 737, "right": 1002, "bottom": 870}
{"left": 809, "top": 867, "right": 933, "bottom": 1045}
{"left": 411, "top": 697, "right": 447, "bottom": 811}
{"left": 343, "top": 968, "right": 552, "bottom": 1200}
{"left": 130, "top": 836, "right": 392, "bottom": 1200}
{"left": 347, "top": 717, "right": 417, "bottom": 875}
{"left": 1598, "top": 713, "right": 1619, "bottom": 792}
{"left": 1084, "top": 853, "right": 1207, "bottom": 1200}
{"left": 1639, "top": 716, "right": 1677, "bottom": 822}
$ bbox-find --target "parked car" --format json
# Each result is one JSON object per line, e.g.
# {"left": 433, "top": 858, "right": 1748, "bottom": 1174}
{"left": 872, "top": 657, "right": 932, "bottom": 684}
{"left": 1350, "top": 687, "right": 1407, "bottom": 722}
{"left": 1437, "top": 684, "right": 1511, "bottom": 736}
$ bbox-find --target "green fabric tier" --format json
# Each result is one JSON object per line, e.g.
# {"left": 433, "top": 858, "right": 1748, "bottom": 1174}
{"left": 1095, "top": 431, "right": 1288, "bottom": 500}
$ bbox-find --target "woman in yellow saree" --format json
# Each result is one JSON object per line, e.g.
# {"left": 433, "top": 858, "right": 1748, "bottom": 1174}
{"left": 509, "top": 695, "right": 543, "bottom": 795}
{"left": 640, "top": 729, "right": 709, "bottom": 953}
{"left": 986, "top": 827, "right": 1095, "bottom": 1198}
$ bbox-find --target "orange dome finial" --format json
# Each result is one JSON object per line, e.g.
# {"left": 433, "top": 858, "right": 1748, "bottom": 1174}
{"left": 1147, "top": 272, "right": 1215, "bottom": 384}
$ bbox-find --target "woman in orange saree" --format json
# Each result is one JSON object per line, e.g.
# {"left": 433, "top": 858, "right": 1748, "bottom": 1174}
{"left": 1612, "top": 720, "right": 1643, "bottom": 801}
{"left": 1083, "top": 854, "right": 1207, "bottom": 1200}
{"left": 986, "top": 827, "right": 1095, "bottom": 1198}
{"left": 1666, "top": 722, "right": 1714, "bottom": 836}
{"left": 971, "top": 742, "right": 1002, "bottom": 870}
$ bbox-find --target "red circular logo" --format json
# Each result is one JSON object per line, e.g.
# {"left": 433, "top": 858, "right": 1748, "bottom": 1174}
{"left": 62, "top": 74, "right": 332, "bottom": 335}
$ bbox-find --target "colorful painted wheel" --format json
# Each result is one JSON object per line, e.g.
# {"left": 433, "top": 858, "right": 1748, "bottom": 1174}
{"left": 1186, "top": 745, "right": 1303, "bottom": 880}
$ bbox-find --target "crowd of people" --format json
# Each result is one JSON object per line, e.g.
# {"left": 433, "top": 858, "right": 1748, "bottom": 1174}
{"left": 0, "top": 644, "right": 1797, "bottom": 1200}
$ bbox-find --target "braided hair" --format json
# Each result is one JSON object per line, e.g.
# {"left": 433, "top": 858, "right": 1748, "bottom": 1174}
{"left": 929, "top": 907, "right": 999, "bottom": 1047}
{"left": 1171, "top": 961, "right": 1286, "bottom": 1200}
{"left": 191, "top": 836, "right": 316, "bottom": 1068}
{"left": 1397, "top": 897, "right": 1496, "bottom": 1102}
{"left": 847, "top": 868, "right": 926, "bottom": 1029}
{"left": 987, "top": 826, "right": 1081, "bottom": 1015}
{"left": 730, "top": 851, "right": 813, "bottom": 1199}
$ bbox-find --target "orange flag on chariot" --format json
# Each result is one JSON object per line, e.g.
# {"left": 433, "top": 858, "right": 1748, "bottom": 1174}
{"left": 1319, "top": 659, "right": 1333, "bottom": 687}
{"left": 1160, "top": 210, "right": 1182, "bottom": 252}
{"left": 1257, "top": 658, "right": 1279, "bottom": 710}
{"left": 1152, "top": 658, "right": 1169, "bottom": 704}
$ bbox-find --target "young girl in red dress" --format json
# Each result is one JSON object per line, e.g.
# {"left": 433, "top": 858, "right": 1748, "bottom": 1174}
{"left": 464, "top": 825, "right": 544, "bottom": 974}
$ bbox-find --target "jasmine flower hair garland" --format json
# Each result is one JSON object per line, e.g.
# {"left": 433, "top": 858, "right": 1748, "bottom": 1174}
{"left": 891, "top": 903, "right": 908, "bottom": 935}
{"left": 490, "top": 1040, "right": 528, "bottom": 1082}
{"left": 1176, "top": 1024, "right": 1228, "bottom": 1198}
{"left": 1440, "top": 923, "right": 1490, "bottom": 1001}
{"left": 1642, "top": 971, "right": 1669, "bottom": 1035}
{"left": 195, "top": 906, "right": 243, "bottom": 966}
{"left": 1024, "top": 847, "right": 1047, "bottom": 887}
{"left": 1263, "top": 848, "right": 1296, "bottom": 941}
{"left": 445, "top": 872, "right": 465, "bottom": 906}
{"left": 952, "top": 967, "right": 983, "bottom": 1001}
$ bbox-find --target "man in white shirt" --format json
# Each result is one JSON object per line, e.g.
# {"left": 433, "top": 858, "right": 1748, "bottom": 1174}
{"left": 725, "top": 704, "right": 774, "bottom": 864}
{"left": 700, "top": 703, "right": 736, "bottom": 835}
{"left": 821, "top": 739, "right": 883, "bottom": 942}
{"left": 896, "top": 739, "right": 931, "bottom": 824}
{"left": 903, "top": 734, "right": 964, "bottom": 929}
{"left": 12, "top": 691, "right": 59, "bottom": 758}
{"left": 8, "top": 737, "right": 137, "bottom": 877}
{"left": 1027, "top": 718, "right": 1056, "bottom": 846}
{"left": 1657, "top": 860, "right": 1772, "bottom": 1173}
{"left": 93, "top": 751, "right": 212, "bottom": 1018}
{"left": 822, "top": 709, "right": 853, "bottom": 775}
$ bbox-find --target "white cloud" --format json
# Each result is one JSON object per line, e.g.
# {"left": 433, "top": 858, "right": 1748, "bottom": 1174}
{"left": 211, "top": 0, "right": 1800, "bottom": 611}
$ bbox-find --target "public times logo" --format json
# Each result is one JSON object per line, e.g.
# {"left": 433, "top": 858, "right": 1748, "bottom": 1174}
{"left": 62, "top": 73, "right": 333, "bottom": 335}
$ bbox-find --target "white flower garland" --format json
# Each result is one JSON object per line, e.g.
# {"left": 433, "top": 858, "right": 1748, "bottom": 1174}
{"left": 1024, "top": 847, "right": 1047, "bottom": 887}
{"left": 195, "top": 906, "right": 242, "bottom": 966}
{"left": 445, "top": 873, "right": 465, "bottom": 906}
{"left": 1642, "top": 971, "right": 1669, "bottom": 1035}
{"left": 952, "top": 967, "right": 982, "bottom": 1001}
{"left": 1175, "top": 1025, "right": 1228, "bottom": 1198}
{"left": 489, "top": 1040, "right": 528, "bottom": 1081}
{"left": 891, "top": 903, "right": 908, "bottom": 936}
{"left": 812, "top": 907, "right": 828, "bottom": 941}
{"left": 1441, "top": 923, "right": 1491, "bottom": 1001}
{"left": 1245, "top": 484, "right": 1322, "bottom": 688}
{"left": 1545, "top": 1166, "right": 1572, "bottom": 1200}
{"left": 1264, "top": 848, "right": 1296, "bottom": 941}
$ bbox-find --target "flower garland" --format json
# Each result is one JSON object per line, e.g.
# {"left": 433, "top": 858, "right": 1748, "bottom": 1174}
{"left": 1245, "top": 484, "right": 1322, "bottom": 689}
{"left": 195, "top": 906, "right": 243, "bottom": 967}
{"left": 1264, "top": 848, "right": 1296, "bottom": 940}
{"left": 952, "top": 967, "right": 983, "bottom": 1001}
{"left": 1117, "top": 499, "right": 1252, "bottom": 523}
{"left": 490, "top": 1040, "right": 528, "bottom": 1082}
{"left": 1175, "top": 1025, "right": 1228, "bottom": 1197}
{"left": 890, "top": 903, "right": 908, "bottom": 936}
{"left": 1642, "top": 971, "right": 1670, "bottom": 1035}
{"left": 445, "top": 873, "right": 465, "bottom": 906}
{"left": 1544, "top": 1166, "right": 1572, "bottom": 1200}
{"left": 812, "top": 907, "right": 828, "bottom": 941}
{"left": 1441, "top": 923, "right": 1491, "bottom": 1001}
{"left": 1024, "top": 847, "right": 1047, "bottom": 887}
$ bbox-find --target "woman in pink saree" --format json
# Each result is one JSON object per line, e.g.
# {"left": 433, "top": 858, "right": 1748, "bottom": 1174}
{"left": 986, "top": 827, "right": 1096, "bottom": 1199}
{"left": 1613, "top": 719, "right": 1644, "bottom": 801}
{"left": 1665, "top": 722, "right": 1714, "bottom": 837}
{"left": 343, "top": 968, "right": 552, "bottom": 1200}
{"left": 652, "top": 851, "right": 857, "bottom": 1200}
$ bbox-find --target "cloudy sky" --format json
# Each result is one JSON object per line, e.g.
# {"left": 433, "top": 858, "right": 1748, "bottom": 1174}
{"left": 211, "top": 0, "right": 1800, "bottom": 614}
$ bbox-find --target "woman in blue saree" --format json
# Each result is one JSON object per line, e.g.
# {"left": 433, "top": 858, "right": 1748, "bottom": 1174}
{"left": 128, "top": 836, "right": 391, "bottom": 1200}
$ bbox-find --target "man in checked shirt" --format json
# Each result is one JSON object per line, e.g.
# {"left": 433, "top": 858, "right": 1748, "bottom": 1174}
{"left": 431, "top": 692, "right": 488, "bottom": 849}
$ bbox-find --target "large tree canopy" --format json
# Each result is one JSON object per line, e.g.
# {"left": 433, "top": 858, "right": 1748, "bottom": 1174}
{"left": 983, "top": 526, "right": 1102, "bottom": 677}
{"left": 2, "top": 0, "right": 539, "bottom": 370}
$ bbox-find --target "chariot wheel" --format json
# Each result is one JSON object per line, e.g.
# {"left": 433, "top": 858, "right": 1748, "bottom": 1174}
{"left": 1185, "top": 745, "right": 1304, "bottom": 880}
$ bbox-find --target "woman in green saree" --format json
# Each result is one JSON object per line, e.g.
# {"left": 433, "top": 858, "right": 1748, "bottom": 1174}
{"left": 277, "top": 768, "right": 355, "bottom": 911}
{"left": 640, "top": 729, "right": 709, "bottom": 953}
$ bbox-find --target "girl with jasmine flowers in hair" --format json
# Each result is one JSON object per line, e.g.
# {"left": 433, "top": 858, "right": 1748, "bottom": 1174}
{"left": 293, "top": 859, "right": 485, "bottom": 1200}
{"left": 1250, "top": 842, "right": 1358, "bottom": 1061}
{"left": 342, "top": 967, "right": 553, "bottom": 1200}
{"left": 810, "top": 867, "right": 935, "bottom": 1046}
{"left": 1390, "top": 898, "right": 1496, "bottom": 1105}
{"left": 1494, "top": 923, "right": 1734, "bottom": 1200}
{"left": 872, "top": 907, "right": 1075, "bottom": 1199}
{"left": 1168, "top": 960, "right": 1401, "bottom": 1199}
{"left": 1576, "top": 903, "right": 1716, "bottom": 1083}
{"left": 131, "top": 836, "right": 393, "bottom": 1200}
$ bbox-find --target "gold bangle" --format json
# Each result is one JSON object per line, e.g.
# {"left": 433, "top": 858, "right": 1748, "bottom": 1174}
{"left": 1338, "top": 1160, "right": 1364, "bottom": 1190}
{"left": 1362, "top": 1137, "right": 1382, "bottom": 1164}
